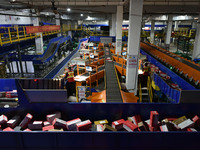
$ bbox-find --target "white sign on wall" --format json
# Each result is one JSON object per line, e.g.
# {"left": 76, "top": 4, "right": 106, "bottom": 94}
{"left": 127, "top": 55, "right": 138, "bottom": 68}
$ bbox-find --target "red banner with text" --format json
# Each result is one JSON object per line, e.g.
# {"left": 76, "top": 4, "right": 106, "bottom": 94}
{"left": 26, "top": 25, "right": 60, "bottom": 34}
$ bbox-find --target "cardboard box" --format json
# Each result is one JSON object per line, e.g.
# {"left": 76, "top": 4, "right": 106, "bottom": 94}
{"left": 138, "top": 122, "right": 148, "bottom": 131}
{"left": 96, "top": 124, "right": 104, "bottom": 132}
{"left": 103, "top": 124, "right": 117, "bottom": 131}
{"left": 28, "top": 121, "right": 43, "bottom": 130}
{"left": 150, "top": 111, "right": 159, "bottom": 127}
{"left": 128, "top": 115, "right": 142, "bottom": 125}
{"left": 7, "top": 116, "right": 21, "bottom": 128}
{"left": 66, "top": 118, "right": 81, "bottom": 131}
{"left": 76, "top": 120, "right": 92, "bottom": 131}
{"left": 178, "top": 119, "right": 194, "bottom": 130}
{"left": 112, "top": 119, "right": 125, "bottom": 130}
{"left": 49, "top": 129, "right": 64, "bottom": 132}
{"left": 19, "top": 113, "right": 33, "bottom": 129}
{"left": 94, "top": 120, "right": 108, "bottom": 126}
{"left": 0, "top": 115, "right": 8, "bottom": 125}
{"left": 123, "top": 120, "right": 139, "bottom": 132}
{"left": 172, "top": 116, "right": 187, "bottom": 125}
{"left": 52, "top": 118, "right": 67, "bottom": 129}
{"left": 43, "top": 125, "right": 54, "bottom": 131}
{"left": 3, "top": 127, "right": 14, "bottom": 131}
{"left": 46, "top": 112, "right": 61, "bottom": 123}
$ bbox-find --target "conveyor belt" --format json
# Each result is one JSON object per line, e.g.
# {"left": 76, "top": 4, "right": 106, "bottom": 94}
{"left": 145, "top": 42, "right": 200, "bottom": 71}
{"left": 141, "top": 42, "right": 200, "bottom": 83}
{"left": 36, "top": 41, "right": 58, "bottom": 62}
{"left": 105, "top": 47, "right": 122, "bottom": 102}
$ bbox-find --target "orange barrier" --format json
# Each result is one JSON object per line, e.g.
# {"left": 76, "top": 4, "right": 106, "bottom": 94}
{"left": 86, "top": 70, "right": 105, "bottom": 85}
{"left": 98, "top": 43, "right": 104, "bottom": 50}
{"left": 112, "top": 56, "right": 126, "bottom": 65}
{"left": 115, "top": 65, "right": 126, "bottom": 76}
{"left": 120, "top": 90, "right": 138, "bottom": 103}
{"left": 98, "top": 51, "right": 104, "bottom": 57}
{"left": 89, "top": 59, "right": 105, "bottom": 66}
{"left": 147, "top": 42, "right": 200, "bottom": 68}
{"left": 88, "top": 90, "right": 106, "bottom": 103}
{"left": 141, "top": 42, "right": 200, "bottom": 83}
{"left": 110, "top": 49, "right": 115, "bottom": 54}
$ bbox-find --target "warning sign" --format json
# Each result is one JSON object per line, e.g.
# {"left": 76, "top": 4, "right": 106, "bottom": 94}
{"left": 127, "top": 55, "right": 138, "bottom": 68}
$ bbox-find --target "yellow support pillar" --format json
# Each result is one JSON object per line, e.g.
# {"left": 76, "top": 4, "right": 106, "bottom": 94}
{"left": 16, "top": 27, "right": 20, "bottom": 42}
{"left": 23, "top": 26, "right": 27, "bottom": 40}
{"left": 8, "top": 27, "right": 12, "bottom": 44}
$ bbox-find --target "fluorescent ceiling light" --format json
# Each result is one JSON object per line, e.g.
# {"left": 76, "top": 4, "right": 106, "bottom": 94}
{"left": 67, "top": 8, "right": 71, "bottom": 12}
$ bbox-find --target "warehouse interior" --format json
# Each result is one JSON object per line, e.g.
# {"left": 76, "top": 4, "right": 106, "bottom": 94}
{"left": 0, "top": 0, "right": 200, "bottom": 149}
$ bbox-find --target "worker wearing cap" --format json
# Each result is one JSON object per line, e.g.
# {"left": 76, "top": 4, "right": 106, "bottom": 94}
{"left": 65, "top": 66, "right": 75, "bottom": 98}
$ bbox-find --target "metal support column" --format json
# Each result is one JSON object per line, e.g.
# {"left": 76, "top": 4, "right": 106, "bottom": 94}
{"left": 115, "top": 6, "right": 123, "bottom": 54}
{"left": 126, "top": 0, "right": 143, "bottom": 95}
{"left": 192, "top": 16, "right": 200, "bottom": 59}
{"left": 150, "top": 20, "right": 155, "bottom": 44}
{"left": 165, "top": 15, "right": 173, "bottom": 49}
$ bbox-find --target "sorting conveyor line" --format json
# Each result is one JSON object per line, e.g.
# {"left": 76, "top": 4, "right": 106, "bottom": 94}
{"left": 140, "top": 42, "right": 200, "bottom": 83}
{"left": 145, "top": 42, "right": 200, "bottom": 72}
{"left": 36, "top": 41, "right": 58, "bottom": 62}
{"left": 105, "top": 47, "right": 122, "bottom": 102}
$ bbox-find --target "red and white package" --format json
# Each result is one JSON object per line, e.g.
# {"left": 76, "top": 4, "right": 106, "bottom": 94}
{"left": 76, "top": 120, "right": 92, "bottom": 131}
{"left": 155, "top": 67, "right": 159, "bottom": 73}
{"left": 159, "top": 71, "right": 166, "bottom": 78}
{"left": 123, "top": 120, "right": 139, "bottom": 132}
{"left": 43, "top": 125, "right": 54, "bottom": 131}
{"left": 5, "top": 90, "right": 18, "bottom": 98}
{"left": 43, "top": 121, "right": 51, "bottom": 127}
{"left": 24, "top": 128, "right": 32, "bottom": 131}
{"left": 96, "top": 124, "right": 104, "bottom": 132}
{"left": 178, "top": 119, "right": 194, "bottom": 130}
{"left": 150, "top": 111, "right": 159, "bottom": 128}
{"left": 128, "top": 115, "right": 142, "bottom": 126}
{"left": 170, "top": 83, "right": 179, "bottom": 89}
{"left": 192, "top": 115, "right": 200, "bottom": 125}
{"left": 66, "top": 118, "right": 81, "bottom": 131}
{"left": 19, "top": 113, "right": 33, "bottom": 129}
{"left": 0, "top": 115, "right": 8, "bottom": 125}
{"left": 46, "top": 112, "right": 61, "bottom": 124}
{"left": 52, "top": 118, "right": 67, "bottom": 129}
{"left": 112, "top": 119, "right": 125, "bottom": 130}
{"left": 160, "top": 124, "right": 169, "bottom": 132}
{"left": 7, "top": 116, "right": 20, "bottom": 128}
{"left": 28, "top": 121, "right": 43, "bottom": 130}
{"left": 3, "top": 127, "right": 14, "bottom": 131}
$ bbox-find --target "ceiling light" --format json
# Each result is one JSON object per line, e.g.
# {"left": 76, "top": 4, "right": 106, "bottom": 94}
{"left": 67, "top": 8, "right": 71, "bottom": 12}
{"left": 80, "top": 14, "right": 83, "bottom": 16}
{"left": 194, "top": 17, "right": 198, "bottom": 20}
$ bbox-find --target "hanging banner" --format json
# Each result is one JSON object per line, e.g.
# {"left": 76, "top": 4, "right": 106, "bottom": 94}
{"left": 26, "top": 25, "right": 60, "bottom": 34}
